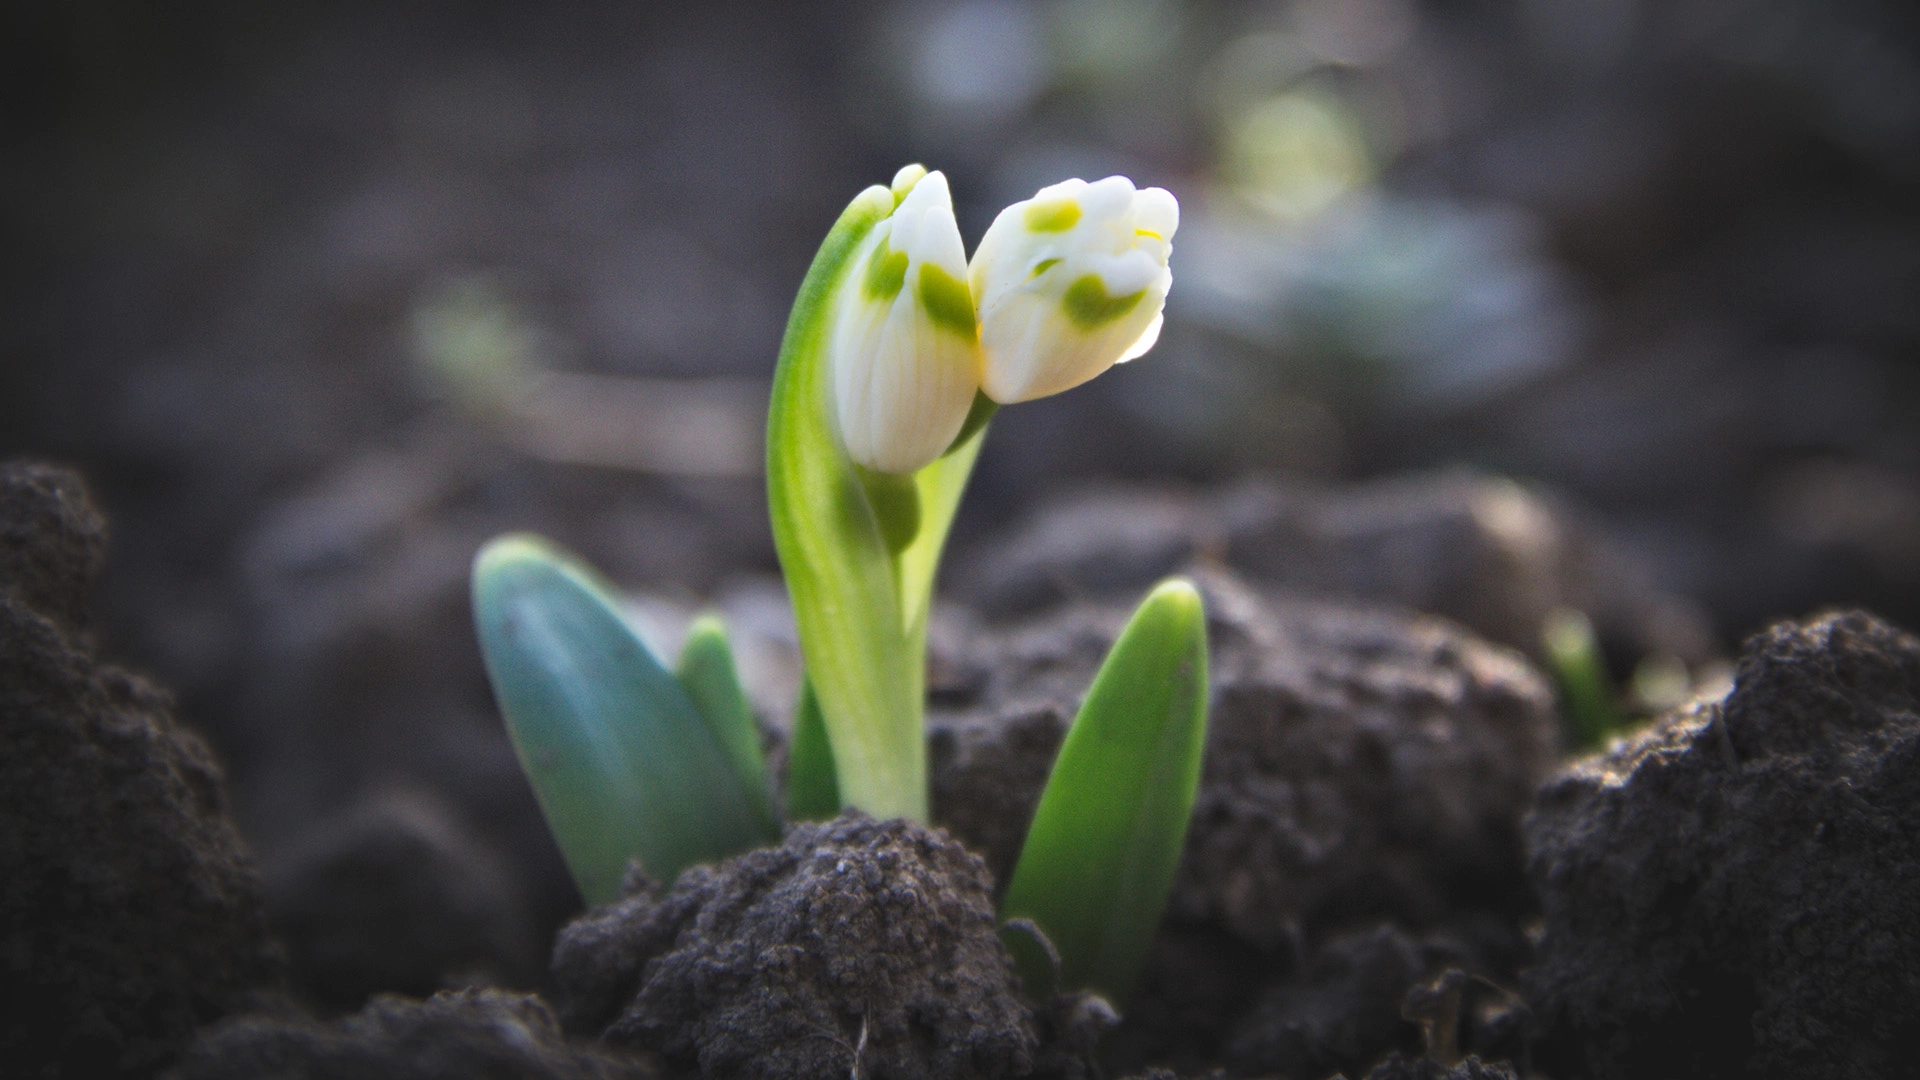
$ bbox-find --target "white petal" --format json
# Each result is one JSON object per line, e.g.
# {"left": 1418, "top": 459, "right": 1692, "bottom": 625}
{"left": 890, "top": 163, "right": 928, "bottom": 199}
{"left": 1085, "top": 248, "right": 1163, "bottom": 296}
{"left": 1117, "top": 311, "right": 1163, "bottom": 363}
{"left": 1078, "top": 176, "right": 1137, "bottom": 220}
{"left": 830, "top": 170, "right": 980, "bottom": 474}
{"left": 1131, "top": 186, "right": 1180, "bottom": 238}
{"left": 898, "top": 173, "right": 968, "bottom": 278}
{"left": 1029, "top": 177, "right": 1088, "bottom": 205}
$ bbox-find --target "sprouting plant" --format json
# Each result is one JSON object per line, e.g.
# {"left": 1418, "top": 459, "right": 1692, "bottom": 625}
{"left": 1541, "top": 606, "right": 1625, "bottom": 752}
{"left": 472, "top": 165, "right": 1203, "bottom": 1003}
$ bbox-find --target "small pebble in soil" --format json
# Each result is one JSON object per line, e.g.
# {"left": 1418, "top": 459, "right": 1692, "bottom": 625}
{"left": 550, "top": 810, "right": 1040, "bottom": 1080}
{"left": 1526, "top": 609, "right": 1920, "bottom": 1080}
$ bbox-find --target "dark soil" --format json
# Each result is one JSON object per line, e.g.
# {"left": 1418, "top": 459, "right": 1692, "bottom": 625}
{"left": 927, "top": 566, "right": 1556, "bottom": 1075}
{"left": 1342, "top": 1055, "right": 1520, "bottom": 1080}
{"left": 14, "top": 456, "right": 1920, "bottom": 1080}
{"left": 8, "top": 0, "right": 1920, "bottom": 1063}
{"left": 948, "top": 471, "right": 1717, "bottom": 672}
{"left": 172, "top": 987, "right": 654, "bottom": 1080}
{"left": 0, "top": 462, "right": 280, "bottom": 1077}
{"left": 1525, "top": 609, "right": 1920, "bottom": 1080}
{"left": 551, "top": 812, "right": 1041, "bottom": 1080}
{"left": 260, "top": 785, "right": 542, "bottom": 1011}
{"left": 933, "top": 566, "right": 1560, "bottom": 943}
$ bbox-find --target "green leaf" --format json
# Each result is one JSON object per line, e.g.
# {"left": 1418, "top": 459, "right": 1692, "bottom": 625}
{"left": 472, "top": 534, "right": 779, "bottom": 905}
{"left": 997, "top": 918, "right": 1061, "bottom": 1002}
{"left": 675, "top": 614, "right": 778, "bottom": 834}
{"left": 1542, "top": 606, "right": 1622, "bottom": 752}
{"left": 785, "top": 678, "right": 841, "bottom": 823}
{"left": 765, "top": 182, "right": 926, "bottom": 821}
{"left": 1000, "top": 577, "right": 1210, "bottom": 1000}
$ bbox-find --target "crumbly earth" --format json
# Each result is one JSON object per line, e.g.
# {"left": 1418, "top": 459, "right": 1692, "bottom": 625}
{"left": 1178, "top": 574, "right": 1558, "bottom": 952}
{"left": 170, "top": 988, "right": 654, "bottom": 1080}
{"left": 946, "top": 471, "right": 1714, "bottom": 670}
{"left": 928, "top": 568, "right": 1556, "bottom": 1074}
{"left": 0, "top": 462, "right": 280, "bottom": 1077}
{"left": 931, "top": 567, "right": 1560, "bottom": 949}
{"left": 1525, "top": 609, "right": 1920, "bottom": 1079}
{"left": 261, "top": 786, "right": 541, "bottom": 1010}
{"left": 1222, "top": 925, "right": 1463, "bottom": 1079}
{"left": 0, "top": 461, "right": 109, "bottom": 634}
{"left": 550, "top": 811, "right": 1038, "bottom": 1080}
{"left": 1343, "top": 1054, "right": 1521, "bottom": 1080}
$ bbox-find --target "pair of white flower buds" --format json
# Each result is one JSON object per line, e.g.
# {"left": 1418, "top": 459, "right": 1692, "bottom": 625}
{"left": 832, "top": 165, "right": 1179, "bottom": 475}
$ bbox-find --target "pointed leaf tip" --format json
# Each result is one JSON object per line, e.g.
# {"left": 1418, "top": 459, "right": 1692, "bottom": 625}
{"left": 1000, "top": 576, "right": 1210, "bottom": 1000}
{"left": 676, "top": 614, "right": 779, "bottom": 835}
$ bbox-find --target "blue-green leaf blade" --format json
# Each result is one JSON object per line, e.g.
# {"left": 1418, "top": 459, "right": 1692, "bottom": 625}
{"left": 675, "top": 614, "right": 779, "bottom": 836}
{"left": 1000, "top": 577, "right": 1210, "bottom": 1000}
{"left": 472, "top": 534, "right": 774, "bottom": 905}
{"left": 785, "top": 678, "right": 841, "bottom": 823}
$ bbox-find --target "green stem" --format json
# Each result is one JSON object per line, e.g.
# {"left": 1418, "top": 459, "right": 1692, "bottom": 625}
{"left": 767, "top": 184, "right": 926, "bottom": 821}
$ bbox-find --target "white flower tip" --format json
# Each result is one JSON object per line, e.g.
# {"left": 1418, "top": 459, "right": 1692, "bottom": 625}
{"left": 1134, "top": 186, "right": 1180, "bottom": 238}
{"left": 831, "top": 166, "right": 981, "bottom": 475}
{"left": 1117, "top": 311, "right": 1164, "bottom": 364}
{"left": 891, "top": 164, "right": 930, "bottom": 203}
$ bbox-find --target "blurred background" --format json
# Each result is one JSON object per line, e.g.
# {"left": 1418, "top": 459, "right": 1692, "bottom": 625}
{"left": 4, "top": 0, "right": 1917, "bottom": 1010}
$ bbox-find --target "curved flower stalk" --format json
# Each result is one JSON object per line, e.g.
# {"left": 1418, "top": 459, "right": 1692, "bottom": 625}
{"left": 775, "top": 167, "right": 1185, "bottom": 827}
{"left": 767, "top": 166, "right": 985, "bottom": 822}
{"left": 971, "top": 175, "right": 1178, "bottom": 404}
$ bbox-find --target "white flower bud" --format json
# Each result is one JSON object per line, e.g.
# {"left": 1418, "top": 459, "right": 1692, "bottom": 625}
{"left": 969, "top": 176, "right": 1178, "bottom": 404}
{"left": 830, "top": 167, "right": 982, "bottom": 475}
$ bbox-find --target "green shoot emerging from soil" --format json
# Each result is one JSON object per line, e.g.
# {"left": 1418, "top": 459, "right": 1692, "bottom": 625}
{"left": 1542, "top": 606, "right": 1626, "bottom": 752}
{"left": 473, "top": 165, "right": 1202, "bottom": 1002}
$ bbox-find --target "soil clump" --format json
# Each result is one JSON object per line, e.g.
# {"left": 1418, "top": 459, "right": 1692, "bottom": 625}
{"left": 948, "top": 471, "right": 1714, "bottom": 671}
{"left": 0, "top": 462, "right": 280, "bottom": 1077}
{"left": 261, "top": 785, "right": 542, "bottom": 1010}
{"left": 171, "top": 987, "right": 652, "bottom": 1080}
{"left": 551, "top": 811, "right": 1039, "bottom": 1080}
{"left": 1525, "top": 609, "right": 1920, "bottom": 1079}
{"left": 928, "top": 567, "right": 1558, "bottom": 1074}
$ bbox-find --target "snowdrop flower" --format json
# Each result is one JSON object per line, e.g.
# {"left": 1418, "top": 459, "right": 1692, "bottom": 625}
{"left": 970, "top": 176, "right": 1178, "bottom": 404}
{"left": 831, "top": 166, "right": 982, "bottom": 475}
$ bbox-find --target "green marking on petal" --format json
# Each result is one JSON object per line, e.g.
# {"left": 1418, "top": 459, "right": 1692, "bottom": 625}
{"left": 918, "top": 262, "right": 977, "bottom": 337}
{"left": 864, "top": 244, "right": 909, "bottom": 301}
{"left": 1025, "top": 199, "right": 1082, "bottom": 232}
{"left": 1030, "top": 257, "right": 1062, "bottom": 279}
{"left": 1062, "top": 274, "right": 1146, "bottom": 330}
